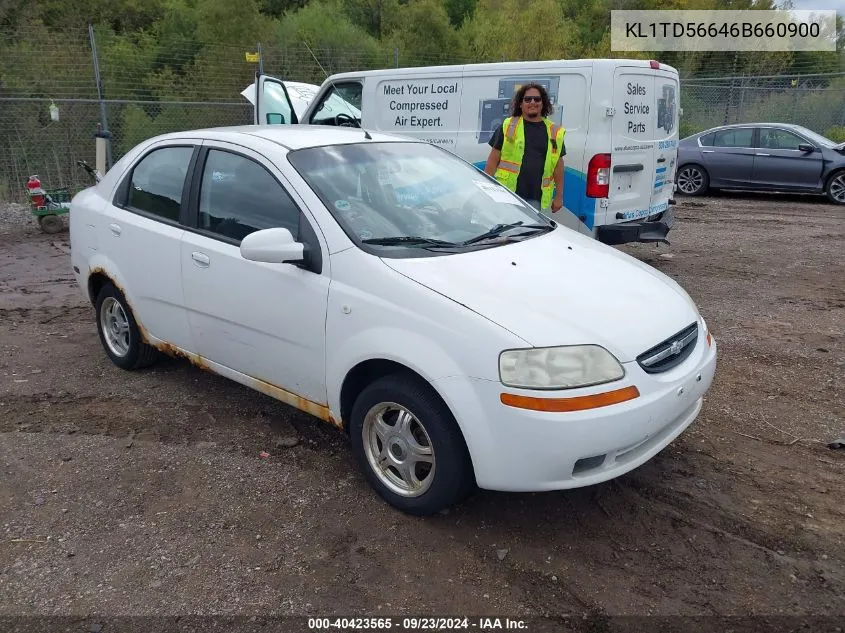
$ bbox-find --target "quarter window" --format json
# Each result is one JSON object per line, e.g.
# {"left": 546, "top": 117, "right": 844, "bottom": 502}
{"left": 712, "top": 129, "right": 753, "bottom": 148}
{"left": 127, "top": 146, "right": 194, "bottom": 222}
{"left": 758, "top": 128, "right": 805, "bottom": 150}
{"left": 198, "top": 149, "right": 300, "bottom": 242}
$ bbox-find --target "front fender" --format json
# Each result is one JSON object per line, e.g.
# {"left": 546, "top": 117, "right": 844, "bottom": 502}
{"left": 325, "top": 326, "right": 470, "bottom": 417}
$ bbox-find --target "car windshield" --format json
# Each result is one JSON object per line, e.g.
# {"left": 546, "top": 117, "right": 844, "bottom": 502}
{"left": 287, "top": 141, "right": 554, "bottom": 255}
{"left": 791, "top": 126, "right": 837, "bottom": 149}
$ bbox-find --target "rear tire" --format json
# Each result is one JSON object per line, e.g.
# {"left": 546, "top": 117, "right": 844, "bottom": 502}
{"left": 38, "top": 214, "right": 63, "bottom": 234}
{"left": 825, "top": 170, "right": 845, "bottom": 205}
{"left": 349, "top": 373, "right": 475, "bottom": 516}
{"left": 94, "top": 283, "right": 159, "bottom": 370}
{"left": 676, "top": 164, "right": 709, "bottom": 196}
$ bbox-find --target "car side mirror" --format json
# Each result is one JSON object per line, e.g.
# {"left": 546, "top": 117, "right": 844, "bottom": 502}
{"left": 266, "top": 113, "right": 286, "bottom": 124}
{"left": 240, "top": 227, "right": 304, "bottom": 264}
{"left": 798, "top": 143, "right": 815, "bottom": 153}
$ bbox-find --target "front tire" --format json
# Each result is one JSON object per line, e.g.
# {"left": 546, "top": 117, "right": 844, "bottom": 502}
{"left": 676, "top": 164, "right": 709, "bottom": 196}
{"left": 349, "top": 374, "right": 475, "bottom": 516}
{"left": 825, "top": 170, "right": 845, "bottom": 205}
{"left": 94, "top": 283, "right": 159, "bottom": 370}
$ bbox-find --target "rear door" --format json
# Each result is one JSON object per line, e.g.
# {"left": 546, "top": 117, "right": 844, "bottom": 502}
{"left": 700, "top": 127, "right": 756, "bottom": 187}
{"left": 609, "top": 65, "right": 679, "bottom": 225}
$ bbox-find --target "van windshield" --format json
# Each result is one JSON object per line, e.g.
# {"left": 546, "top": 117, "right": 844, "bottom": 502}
{"left": 287, "top": 141, "right": 554, "bottom": 255}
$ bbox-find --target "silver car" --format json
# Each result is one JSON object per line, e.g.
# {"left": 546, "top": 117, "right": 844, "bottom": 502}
{"left": 676, "top": 123, "right": 845, "bottom": 205}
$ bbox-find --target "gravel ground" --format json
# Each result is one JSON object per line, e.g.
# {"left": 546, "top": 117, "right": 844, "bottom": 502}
{"left": 0, "top": 193, "right": 843, "bottom": 631}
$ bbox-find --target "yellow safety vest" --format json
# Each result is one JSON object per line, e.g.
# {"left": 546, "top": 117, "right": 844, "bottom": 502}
{"left": 494, "top": 116, "right": 565, "bottom": 209}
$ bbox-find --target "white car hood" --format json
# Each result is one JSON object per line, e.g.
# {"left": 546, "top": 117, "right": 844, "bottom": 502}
{"left": 380, "top": 228, "right": 700, "bottom": 363}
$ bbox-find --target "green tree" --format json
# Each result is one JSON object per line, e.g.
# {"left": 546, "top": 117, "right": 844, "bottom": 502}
{"left": 461, "top": 0, "right": 580, "bottom": 61}
{"left": 341, "top": 0, "right": 401, "bottom": 38}
{"left": 274, "top": 0, "right": 387, "bottom": 81}
{"left": 389, "top": 0, "right": 467, "bottom": 65}
{"left": 443, "top": 0, "right": 476, "bottom": 28}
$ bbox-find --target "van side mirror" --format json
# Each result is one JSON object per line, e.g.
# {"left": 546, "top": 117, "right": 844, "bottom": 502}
{"left": 267, "top": 113, "right": 286, "bottom": 125}
{"left": 798, "top": 143, "right": 815, "bottom": 153}
{"left": 240, "top": 227, "right": 304, "bottom": 264}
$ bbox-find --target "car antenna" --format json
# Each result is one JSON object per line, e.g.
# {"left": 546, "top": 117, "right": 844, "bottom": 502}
{"left": 302, "top": 39, "right": 371, "bottom": 140}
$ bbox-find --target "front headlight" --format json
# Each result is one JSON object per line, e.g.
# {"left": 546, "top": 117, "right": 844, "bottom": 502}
{"left": 499, "top": 345, "right": 625, "bottom": 390}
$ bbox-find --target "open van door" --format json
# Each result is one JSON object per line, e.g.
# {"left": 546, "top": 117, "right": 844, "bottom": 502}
{"left": 251, "top": 74, "right": 299, "bottom": 125}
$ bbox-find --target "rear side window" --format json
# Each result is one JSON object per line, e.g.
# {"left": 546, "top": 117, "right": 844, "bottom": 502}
{"left": 712, "top": 129, "right": 753, "bottom": 148}
{"left": 698, "top": 132, "right": 715, "bottom": 146}
{"left": 126, "top": 146, "right": 194, "bottom": 222}
{"left": 197, "top": 149, "right": 301, "bottom": 242}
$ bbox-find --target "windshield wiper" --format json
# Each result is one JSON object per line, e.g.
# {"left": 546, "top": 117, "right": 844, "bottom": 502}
{"left": 362, "top": 236, "right": 459, "bottom": 247}
{"left": 462, "top": 222, "right": 553, "bottom": 245}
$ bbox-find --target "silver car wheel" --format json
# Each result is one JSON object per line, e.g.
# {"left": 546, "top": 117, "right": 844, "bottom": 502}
{"left": 829, "top": 173, "right": 845, "bottom": 203}
{"left": 362, "top": 402, "right": 436, "bottom": 498}
{"left": 677, "top": 166, "right": 704, "bottom": 194}
{"left": 100, "top": 297, "right": 131, "bottom": 357}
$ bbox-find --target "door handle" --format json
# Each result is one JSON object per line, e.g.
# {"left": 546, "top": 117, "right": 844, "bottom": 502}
{"left": 756, "top": 153, "right": 770, "bottom": 156}
{"left": 109, "top": 223, "right": 122, "bottom": 236}
{"left": 191, "top": 252, "right": 210, "bottom": 267}
{"left": 702, "top": 150, "right": 714, "bottom": 153}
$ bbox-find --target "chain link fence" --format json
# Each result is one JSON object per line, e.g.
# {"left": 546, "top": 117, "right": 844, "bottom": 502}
{"left": 1, "top": 26, "right": 843, "bottom": 202}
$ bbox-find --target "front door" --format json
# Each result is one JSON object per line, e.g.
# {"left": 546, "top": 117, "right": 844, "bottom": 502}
{"left": 752, "top": 127, "right": 824, "bottom": 190}
{"left": 180, "top": 142, "right": 330, "bottom": 405}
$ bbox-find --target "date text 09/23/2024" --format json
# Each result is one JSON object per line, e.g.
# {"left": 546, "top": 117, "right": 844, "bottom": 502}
{"left": 307, "top": 617, "right": 529, "bottom": 630}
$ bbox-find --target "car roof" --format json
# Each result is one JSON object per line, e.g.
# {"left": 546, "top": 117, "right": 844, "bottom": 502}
{"left": 150, "top": 125, "right": 415, "bottom": 150}
{"left": 694, "top": 122, "right": 807, "bottom": 135}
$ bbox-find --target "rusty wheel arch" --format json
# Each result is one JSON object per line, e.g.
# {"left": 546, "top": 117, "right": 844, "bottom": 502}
{"left": 87, "top": 268, "right": 119, "bottom": 306}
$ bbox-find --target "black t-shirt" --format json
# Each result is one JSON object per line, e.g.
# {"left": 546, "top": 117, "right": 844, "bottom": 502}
{"left": 489, "top": 119, "right": 566, "bottom": 201}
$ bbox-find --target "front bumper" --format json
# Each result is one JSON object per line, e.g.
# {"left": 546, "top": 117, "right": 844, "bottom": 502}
{"left": 598, "top": 207, "right": 675, "bottom": 246}
{"left": 435, "top": 332, "right": 716, "bottom": 492}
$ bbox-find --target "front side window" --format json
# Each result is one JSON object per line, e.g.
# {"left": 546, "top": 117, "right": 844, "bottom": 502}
{"left": 287, "top": 141, "right": 553, "bottom": 257}
{"left": 198, "top": 149, "right": 300, "bottom": 243}
{"left": 712, "top": 128, "right": 753, "bottom": 148}
{"left": 309, "top": 82, "right": 363, "bottom": 127}
{"left": 758, "top": 128, "right": 804, "bottom": 150}
{"left": 127, "top": 146, "right": 194, "bottom": 222}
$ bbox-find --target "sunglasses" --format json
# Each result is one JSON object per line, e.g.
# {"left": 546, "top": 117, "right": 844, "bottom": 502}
{"left": 522, "top": 95, "right": 542, "bottom": 103}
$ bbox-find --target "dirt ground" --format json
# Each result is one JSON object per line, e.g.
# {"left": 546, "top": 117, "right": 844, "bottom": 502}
{"left": 1, "top": 192, "right": 843, "bottom": 631}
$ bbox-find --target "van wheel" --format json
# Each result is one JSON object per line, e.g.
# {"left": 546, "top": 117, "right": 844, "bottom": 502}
{"left": 676, "top": 164, "right": 709, "bottom": 196}
{"left": 349, "top": 374, "right": 475, "bottom": 516}
{"left": 95, "top": 283, "right": 159, "bottom": 370}
{"left": 825, "top": 170, "right": 845, "bottom": 205}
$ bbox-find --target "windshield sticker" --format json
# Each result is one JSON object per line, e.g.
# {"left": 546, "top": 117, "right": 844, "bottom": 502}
{"left": 473, "top": 179, "right": 520, "bottom": 205}
{"left": 334, "top": 200, "right": 351, "bottom": 211}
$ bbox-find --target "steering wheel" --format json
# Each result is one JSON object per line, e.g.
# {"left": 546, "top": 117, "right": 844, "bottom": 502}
{"left": 335, "top": 113, "right": 358, "bottom": 127}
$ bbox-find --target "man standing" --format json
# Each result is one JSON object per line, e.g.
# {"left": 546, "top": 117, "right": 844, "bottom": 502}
{"left": 484, "top": 83, "right": 565, "bottom": 213}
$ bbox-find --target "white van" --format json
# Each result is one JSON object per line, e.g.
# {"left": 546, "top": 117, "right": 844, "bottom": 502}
{"left": 247, "top": 58, "right": 680, "bottom": 245}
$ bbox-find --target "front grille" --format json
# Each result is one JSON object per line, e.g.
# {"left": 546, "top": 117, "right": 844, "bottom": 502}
{"left": 636, "top": 322, "right": 698, "bottom": 374}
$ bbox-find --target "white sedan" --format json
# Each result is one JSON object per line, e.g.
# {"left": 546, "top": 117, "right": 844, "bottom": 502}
{"left": 69, "top": 124, "right": 717, "bottom": 515}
